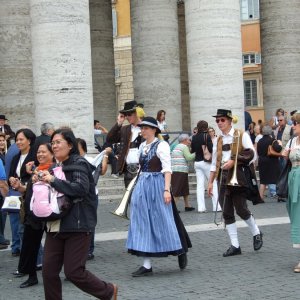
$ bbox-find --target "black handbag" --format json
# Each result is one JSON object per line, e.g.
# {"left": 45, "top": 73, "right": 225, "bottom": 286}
{"left": 243, "top": 164, "right": 264, "bottom": 205}
{"left": 276, "top": 160, "right": 291, "bottom": 199}
{"left": 276, "top": 138, "right": 293, "bottom": 199}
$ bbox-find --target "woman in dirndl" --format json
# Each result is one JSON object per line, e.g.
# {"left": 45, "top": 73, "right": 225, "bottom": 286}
{"left": 126, "top": 117, "right": 191, "bottom": 277}
{"left": 283, "top": 111, "right": 300, "bottom": 272}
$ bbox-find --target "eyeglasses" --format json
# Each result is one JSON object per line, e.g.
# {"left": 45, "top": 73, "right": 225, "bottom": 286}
{"left": 278, "top": 119, "right": 284, "bottom": 122}
{"left": 216, "top": 118, "right": 226, "bottom": 124}
{"left": 51, "top": 139, "right": 66, "bottom": 146}
{"left": 293, "top": 121, "right": 299, "bottom": 126}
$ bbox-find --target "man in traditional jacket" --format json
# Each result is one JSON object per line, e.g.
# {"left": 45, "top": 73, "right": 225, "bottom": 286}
{"left": 208, "top": 109, "right": 263, "bottom": 257}
{"left": 106, "top": 100, "right": 143, "bottom": 187}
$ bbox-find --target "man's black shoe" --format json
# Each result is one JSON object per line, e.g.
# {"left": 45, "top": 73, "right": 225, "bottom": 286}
{"left": 0, "top": 244, "right": 8, "bottom": 250}
{"left": 278, "top": 197, "right": 286, "bottom": 203}
{"left": 253, "top": 232, "right": 263, "bottom": 251}
{"left": 223, "top": 245, "right": 242, "bottom": 257}
{"left": 132, "top": 266, "right": 153, "bottom": 277}
{"left": 87, "top": 253, "right": 95, "bottom": 260}
{"left": 13, "top": 270, "right": 26, "bottom": 277}
{"left": 178, "top": 253, "right": 188, "bottom": 269}
{"left": 185, "top": 207, "right": 195, "bottom": 212}
{"left": 12, "top": 251, "right": 20, "bottom": 257}
{"left": 20, "top": 277, "right": 38, "bottom": 288}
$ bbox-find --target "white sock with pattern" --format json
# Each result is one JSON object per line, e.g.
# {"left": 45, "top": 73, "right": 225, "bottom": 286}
{"left": 245, "top": 215, "right": 260, "bottom": 236}
{"left": 143, "top": 258, "right": 152, "bottom": 269}
{"left": 226, "top": 223, "right": 240, "bottom": 248}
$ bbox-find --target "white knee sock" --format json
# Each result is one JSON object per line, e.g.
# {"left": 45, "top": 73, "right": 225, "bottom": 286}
{"left": 143, "top": 258, "right": 152, "bottom": 269}
{"left": 226, "top": 223, "right": 239, "bottom": 248}
{"left": 245, "top": 215, "right": 260, "bottom": 236}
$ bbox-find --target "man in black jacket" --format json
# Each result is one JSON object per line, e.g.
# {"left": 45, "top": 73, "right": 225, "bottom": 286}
{"left": 0, "top": 115, "right": 15, "bottom": 148}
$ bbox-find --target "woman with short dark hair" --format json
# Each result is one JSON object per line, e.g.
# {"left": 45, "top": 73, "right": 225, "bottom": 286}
{"left": 191, "top": 121, "right": 220, "bottom": 212}
{"left": 257, "top": 125, "right": 282, "bottom": 200}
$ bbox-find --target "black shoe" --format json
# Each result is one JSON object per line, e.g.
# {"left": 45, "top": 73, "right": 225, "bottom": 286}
{"left": 185, "top": 207, "right": 195, "bottom": 212}
{"left": 178, "top": 253, "right": 188, "bottom": 269}
{"left": 223, "top": 245, "right": 242, "bottom": 257}
{"left": 87, "top": 253, "right": 95, "bottom": 260}
{"left": 35, "top": 265, "right": 42, "bottom": 271}
{"left": 20, "top": 277, "right": 38, "bottom": 288}
{"left": 0, "top": 244, "right": 8, "bottom": 250}
{"left": 253, "top": 232, "right": 263, "bottom": 251}
{"left": 13, "top": 270, "right": 26, "bottom": 277}
{"left": 132, "top": 266, "right": 153, "bottom": 277}
{"left": 12, "top": 251, "right": 20, "bottom": 257}
{"left": 278, "top": 197, "right": 286, "bottom": 203}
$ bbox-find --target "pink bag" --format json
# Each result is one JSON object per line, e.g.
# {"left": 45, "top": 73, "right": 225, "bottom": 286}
{"left": 30, "top": 166, "right": 70, "bottom": 220}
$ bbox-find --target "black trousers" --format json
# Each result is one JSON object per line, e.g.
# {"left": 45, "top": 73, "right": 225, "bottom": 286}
{"left": 43, "top": 232, "right": 114, "bottom": 300}
{"left": 18, "top": 224, "right": 44, "bottom": 275}
{"left": 218, "top": 171, "right": 251, "bottom": 225}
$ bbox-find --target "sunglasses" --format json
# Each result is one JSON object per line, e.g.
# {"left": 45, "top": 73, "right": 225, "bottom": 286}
{"left": 216, "top": 118, "right": 226, "bottom": 124}
{"left": 293, "top": 121, "right": 299, "bottom": 126}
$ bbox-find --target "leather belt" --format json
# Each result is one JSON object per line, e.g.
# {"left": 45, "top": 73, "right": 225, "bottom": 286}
{"left": 126, "top": 163, "right": 139, "bottom": 175}
{"left": 129, "top": 142, "right": 139, "bottom": 149}
{"left": 222, "top": 144, "right": 231, "bottom": 151}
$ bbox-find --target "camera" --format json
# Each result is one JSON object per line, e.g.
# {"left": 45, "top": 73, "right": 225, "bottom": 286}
{"left": 37, "top": 172, "right": 44, "bottom": 181}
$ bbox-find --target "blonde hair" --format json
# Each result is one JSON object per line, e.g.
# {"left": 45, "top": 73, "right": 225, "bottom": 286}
{"left": 136, "top": 106, "right": 146, "bottom": 119}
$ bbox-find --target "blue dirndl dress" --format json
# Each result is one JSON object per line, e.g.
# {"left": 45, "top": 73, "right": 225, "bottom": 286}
{"left": 126, "top": 141, "right": 184, "bottom": 257}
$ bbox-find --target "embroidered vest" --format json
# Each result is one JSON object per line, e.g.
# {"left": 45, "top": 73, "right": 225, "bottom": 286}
{"left": 215, "top": 129, "right": 244, "bottom": 178}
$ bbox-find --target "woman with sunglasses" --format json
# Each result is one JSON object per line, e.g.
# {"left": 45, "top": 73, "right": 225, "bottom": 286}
{"left": 282, "top": 112, "right": 300, "bottom": 272}
{"left": 40, "top": 128, "right": 117, "bottom": 300}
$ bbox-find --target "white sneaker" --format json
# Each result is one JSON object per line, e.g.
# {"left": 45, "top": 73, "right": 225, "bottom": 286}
{"left": 111, "top": 174, "right": 119, "bottom": 179}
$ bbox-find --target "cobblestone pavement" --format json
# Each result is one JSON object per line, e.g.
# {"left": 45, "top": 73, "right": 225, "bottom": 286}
{"left": 1, "top": 195, "right": 299, "bottom": 300}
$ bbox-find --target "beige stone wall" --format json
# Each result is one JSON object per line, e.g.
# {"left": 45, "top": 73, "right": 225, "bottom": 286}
{"left": 113, "top": 36, "right": 134, "bottom": 110}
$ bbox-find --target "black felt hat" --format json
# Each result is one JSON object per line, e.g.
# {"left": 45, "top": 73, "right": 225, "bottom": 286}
{"left": 137, "top": 116, "right": 161, "bottom": 133}
{"left": 119, "top": 100, "right": 143, "bottom": 114}
{"left": 212, "top": 109, "right": 233, "bottom": 119}
{"left": 0, "top": 115, "right": 8, "bottom": 120}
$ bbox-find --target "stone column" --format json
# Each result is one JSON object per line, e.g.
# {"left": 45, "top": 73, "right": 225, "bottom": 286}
{"left": 90, "top": 0, "right": 116, "bottom": 128}
{"left": 30, "top": 0, "right": 94, "bottom": 147}
{"left": 185, "top": 0, "right": 245, "bottom": 129}
{"left": 130, "top": 0, "right": 182, "bottom": 131}
{"left": 0, "top": 0, "right": 35, "bottom": 130}
{"left": 260, "top": 0, "right": 300, "bottom": 120}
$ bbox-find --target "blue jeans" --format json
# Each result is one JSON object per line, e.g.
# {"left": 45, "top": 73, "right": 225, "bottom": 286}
{"left": 88, "top": 194, "right": 99, "bottom": 255}
{"left": 0, "top": 210, "right": 7, "bottom": 244}
{"left": 268, "top": 184, "right": 277, "bottom": 197}
{"left": 9, "top": 212, "right": 24, "bottom": 253}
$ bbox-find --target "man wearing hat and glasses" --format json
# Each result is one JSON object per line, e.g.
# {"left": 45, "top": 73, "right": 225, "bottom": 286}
{"left": 208, "top": 109, "right": 263, "bottom": 257}
{"left": 0, "top": 115, "right": 15, "bottom": 148}
{"left": 107, "top": 100, "right": 144, "bottom": 187}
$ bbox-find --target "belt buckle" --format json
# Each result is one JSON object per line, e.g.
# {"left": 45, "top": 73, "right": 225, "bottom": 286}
{"left": 127, "top": 164, "right": 138, "bottom": 175}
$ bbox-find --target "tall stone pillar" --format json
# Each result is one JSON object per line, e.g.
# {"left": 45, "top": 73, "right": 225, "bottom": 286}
{"left": 260, "top": 0, "right": 300, "bottom": 120}
{"left": 30, "top": 0, "right": 94, "bottom": 147}
{"left": 90, "top": 0, "right": 116, "bottom": 128}
{"left": 130, "top": 0, "right": 182, "bottom": 131}
{"left": 0, "top": 0, "right": 35, "bottom": 130}
{"left": 185, "top": 0, "right": 245, "bottom": 129}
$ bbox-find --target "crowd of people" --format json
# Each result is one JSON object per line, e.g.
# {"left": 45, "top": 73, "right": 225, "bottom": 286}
{"left": 0, "top": 104, "right": 300, "bottom": 299}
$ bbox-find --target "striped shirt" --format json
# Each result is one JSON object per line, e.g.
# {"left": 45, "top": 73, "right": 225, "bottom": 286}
{"left": 171, "top": 143, "right": 195, "bottom": 173}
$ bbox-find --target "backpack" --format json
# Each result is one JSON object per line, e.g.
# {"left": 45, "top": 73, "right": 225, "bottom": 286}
{"left": 30, "top": 163, "right": 88, "bottom": 221}
{"left": 30, "top": 166, "right": 71, "bottom": 221}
